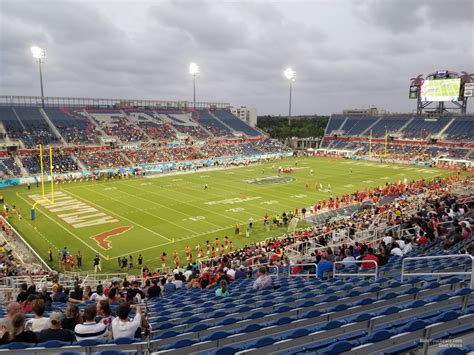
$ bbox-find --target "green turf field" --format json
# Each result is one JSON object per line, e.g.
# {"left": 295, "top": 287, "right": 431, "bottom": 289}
{"left": 0, "top": 157, "right": 463, "bottom": 273}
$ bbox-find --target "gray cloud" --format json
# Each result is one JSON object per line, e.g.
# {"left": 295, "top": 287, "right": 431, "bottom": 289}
{"left": 0, "top": 0, "right": 473, "bottom": 115}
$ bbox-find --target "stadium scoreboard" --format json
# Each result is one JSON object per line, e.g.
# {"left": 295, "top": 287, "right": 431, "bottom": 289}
{"left": 419, "top": 78, "right": 461, "bottom": 102}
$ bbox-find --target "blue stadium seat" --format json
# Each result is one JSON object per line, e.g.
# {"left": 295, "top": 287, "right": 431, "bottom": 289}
{"left": 37, "top": 340, "right": 72, "bottom": 348}
{"left": 318, "top": 340, "right": 353, "bottom": 354}
{"left": 114, "top": 337, "right": 136, "bottom": 344}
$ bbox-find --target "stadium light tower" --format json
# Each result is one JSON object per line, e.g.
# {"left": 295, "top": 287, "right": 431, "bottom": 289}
{"left": 284, "top": 67, "right": 295, "bottom": 131}
{"left": 189, "top": 62, "right": 199, "bottom": 110}
{"left": 31, "top": 46, "right": 46, "bottom": 108}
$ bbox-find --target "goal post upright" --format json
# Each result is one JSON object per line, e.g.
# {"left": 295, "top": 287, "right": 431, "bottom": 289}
{"left": 31, "top": 144, "right": 54, "bottom": 220}
{"left": 49, "top": 145, "right": 54, "bottom": 204}
{"left": 39, "top": 144, "right": 45, "bottom": 197}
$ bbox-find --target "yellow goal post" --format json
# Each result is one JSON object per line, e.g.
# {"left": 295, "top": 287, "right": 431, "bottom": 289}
{"left": 31, "top": 144, "right": 55, "bottom": 220}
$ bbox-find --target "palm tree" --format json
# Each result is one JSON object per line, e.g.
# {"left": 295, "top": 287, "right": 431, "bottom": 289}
{"left": 459, "top": 72, "right": 474, "bottom": 84}
{"left": 410, "top": 74, "right": 424, "bottom": 86}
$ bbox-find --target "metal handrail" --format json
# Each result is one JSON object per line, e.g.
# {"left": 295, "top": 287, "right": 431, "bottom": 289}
{"left": 333, "top": 260, "right": 378, "bottom": 281}
{"left": 288, "top": 263, "right": 318, "bottom": 277}
{"left": 401, "top": 254, "right": 474, "bottom": 288}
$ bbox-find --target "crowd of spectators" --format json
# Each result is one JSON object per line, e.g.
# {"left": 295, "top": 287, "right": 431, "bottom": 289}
{"left": 172, "top": 125, "right": 210, "bottom": 140}
{"left": 77, "top": 149, "right": 130, "bottom": 170}
{"left": 137, "top": 121, "right": 177, "bottom": 141}
{"left": 0, "top": 277, "right": 148, "bottom": 345}
{"left": 20, "top": 151, "right": 79, "bottom": 174}
{"left": 322, "top": 139, "right": 472, "bottom": 163}
{"left": 101, "top": 118, "right": 146, "bottom": 143}
{"left": 0, "top": 158, "right": 21, "bottom": 178}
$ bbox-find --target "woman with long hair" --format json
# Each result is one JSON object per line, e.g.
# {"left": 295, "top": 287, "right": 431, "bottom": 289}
{"left": 61, "top": 303, "right": 82, "bottom": 331}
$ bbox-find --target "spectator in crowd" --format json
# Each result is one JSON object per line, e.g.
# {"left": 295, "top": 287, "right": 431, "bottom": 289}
{"left": 52, "top": 285, "right": 69, "bottom": 303}
{"left": 38, "top": 312, "right": 76, "bottom": 342}
{"left": 253, "top": 266, "right": 273, "bottom": 290}
{"left": 215, "top": 280, "right": 229, "bottom": 297}
{"left": 376, "top": 246, "right": 389, "bottom": 266}
{"left": 147, "top": 279, "right": 162, "bottom": 299}
{"left": 4, "top": 302, "right": 21, "bottom": 326}
{"left": 164, "top": 277, "right": 177, "bottom": 293}
{"left": 0, "top": 323, "right": 10, "bottom": 345}
{"left": 97, "top": 300, "right": 114, "bottom": 331}
{"left": 26, "top": 299, "right": 50, "bottom": 332}
{"left": 235, "top": 265, "right": 247, "bottom": 280}
{"left": 107, "top": 288, "right": 121, "bottom": 303}
{"left": 21, "top": 294, "right": 36, "bottom": 313}
{"left": 361, "top": 248, "right": 379, "bottom": 269}
{"left": 61, "top": 304, "right": 82, "bottom": 331}
{"left": 74, "top": 304, "right": 109, "bottom": 341}
{"left": 390, "top": 244, "right": 404, "bottom": 257}
{"left": 317, "top": 255, "right": 334, "bottom": 279}
{"left": 9, "top": 313, "right": 37, "bottom": 343}
{"left": 111, "top": 302, "right": 142, "bottom": 339}
{"left": 16, "top": 283, "right": 30, "bottom": 304}
{"left": 90, "top": 284, "right": 107, "bottom": 302}
{"left": 342, "top": 249, "right": 356, "bottom": 267}
{"left": 69, "top": 284, "right": 83, "bottom": 302}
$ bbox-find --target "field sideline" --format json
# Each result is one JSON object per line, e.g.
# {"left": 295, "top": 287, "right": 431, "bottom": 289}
{"left": 1, "top": 157, "right": 464, "bottom": 273}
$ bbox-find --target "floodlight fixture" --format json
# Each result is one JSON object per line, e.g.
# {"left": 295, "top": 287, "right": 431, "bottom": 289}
{"left": 189, "top": 62, "right": 199, "bottom": 76}
{"left": 31, "top": 46, "right": 45, "bottom": 60}
{"left": 284, "top": 67, "right": 295, "bottom": 81}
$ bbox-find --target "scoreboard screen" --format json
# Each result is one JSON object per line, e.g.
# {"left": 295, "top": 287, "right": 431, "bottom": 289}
{"left": 420, "top": 79, "right": 461, "bottom": 102}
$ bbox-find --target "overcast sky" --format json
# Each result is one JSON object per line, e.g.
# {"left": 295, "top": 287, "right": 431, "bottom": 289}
{"left": 1, "top": 0, "right": 473, "bottom": 115}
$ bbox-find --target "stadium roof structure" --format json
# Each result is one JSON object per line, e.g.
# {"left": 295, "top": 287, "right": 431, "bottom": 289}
{"left": 0, "top": 95, "right": 230, "bottom": 110}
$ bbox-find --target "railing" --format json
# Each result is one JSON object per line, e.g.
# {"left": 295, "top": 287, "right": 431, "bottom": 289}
{"left": 0, "top": 216, "right": 52, "bottom": 272}
{"left": 288, "top": 263, "right": 318, "bottom": 277}
{"left": 333, "top": 260, "right": 378, "bottom": 281}
{"left": 250, "top": 264, "right": 280, "bottom": 279}
{"left": 401, "top": 255, "right": 474, "bottom": 288}
{"left": 81, "top": 273, "right": 128, "bottom": 288}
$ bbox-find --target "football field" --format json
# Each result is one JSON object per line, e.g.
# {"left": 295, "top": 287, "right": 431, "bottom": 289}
{"left": 1, "top": 157, "right": 462, "bottom": 273}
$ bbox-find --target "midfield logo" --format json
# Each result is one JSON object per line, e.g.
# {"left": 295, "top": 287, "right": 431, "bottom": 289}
{"left": 244, "top": 176, "right": 295, "bottom": 185}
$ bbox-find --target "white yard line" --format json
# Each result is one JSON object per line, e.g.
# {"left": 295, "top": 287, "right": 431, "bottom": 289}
{"left": 113, "top": 181, "right": 233, "bottom": 228}
{"left": 72, "top": 186, "right": 191, "bottom": 238}
{"left": 64, "top": 188, "right": 172, "bottom": 241}
{"left": 16, "top": 192, "right": 108, "bottom": 258}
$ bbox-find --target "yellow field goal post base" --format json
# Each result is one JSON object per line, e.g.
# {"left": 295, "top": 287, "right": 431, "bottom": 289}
{"left": 31, "top": 144, "right": 55, "bottom": 220}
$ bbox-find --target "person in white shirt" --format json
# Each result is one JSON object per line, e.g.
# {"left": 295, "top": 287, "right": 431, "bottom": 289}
{"left": 382, "top": 235, "right": 393, "bottom": 246}
{"left": 74, "top": 304, "right": 109, "bottom": 341}
{"left": 111, "top": 302, "right": 142, "bottom": 339}
{"left": 342, "top": 249, "right": 356, "bottom": 267}
{"left": 402, "top": 238, "right": 413, "bottom": 255}
{"left": 396, "top": 239, "right": 405, "bottom": 250}
{"left": 90, "top": 285, "right": 107, "bottom": 302}
{"left": 390, "top": 245, "right": 404, "bottom": 257}
{"left": 172, "top": 274, "right": 184, "bottom": 289}
{"left": 226, "top": 267, "right": 236, "bottom": 281}
{"left": 26, "top": 299, "right": 50, "bottom": 332}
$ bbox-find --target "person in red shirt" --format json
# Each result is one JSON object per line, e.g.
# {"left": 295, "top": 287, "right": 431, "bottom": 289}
{"left": 361, "top": 248, "right": 379, "bottom": 269}
{"left": 417, "top": 231, "right": 428, "bottom": 246}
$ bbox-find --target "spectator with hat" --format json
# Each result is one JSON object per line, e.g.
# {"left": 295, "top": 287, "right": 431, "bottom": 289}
{"left": 38, "top": 312, "right": 75, "bottom": 342}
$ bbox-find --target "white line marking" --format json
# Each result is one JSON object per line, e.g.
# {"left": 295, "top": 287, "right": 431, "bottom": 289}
{"left": 16, "top": 192, "right": 108, "bottom": 258}
{"left": 65, "top": 188, "right": 172, "bottom": 241}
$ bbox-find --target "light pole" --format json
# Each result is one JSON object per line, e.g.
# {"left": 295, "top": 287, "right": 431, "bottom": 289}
{"left": 31, "top": 46, "right": 46, "bottom": 108}
{"left": 284, "top": 68, "right": 295, "bottom": 141}
{"left": 189, "top": 62, "right": 199, "bottom": 110}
